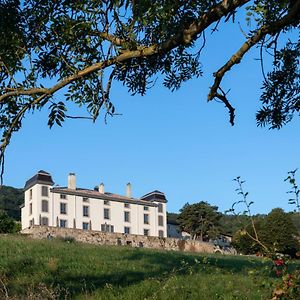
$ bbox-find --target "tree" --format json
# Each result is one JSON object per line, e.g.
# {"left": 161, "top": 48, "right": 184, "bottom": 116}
{"left": 261, "top": 208, "right": 299, "bottom": 256}
{"left": 0, "top": 212, "right": 20, "bottom": 233}
{"left": 178, "top": 201, "right": 221, "bottom": 241}
{"left": 232, "top": 218, "right": 265, "bottom": 255}
{"left": 0, "top": 0, "right": 299, "bottom": 179}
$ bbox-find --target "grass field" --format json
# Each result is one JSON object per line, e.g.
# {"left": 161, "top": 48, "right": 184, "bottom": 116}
{"left": 0, "top": 235, "right": 299, "bottom": 299}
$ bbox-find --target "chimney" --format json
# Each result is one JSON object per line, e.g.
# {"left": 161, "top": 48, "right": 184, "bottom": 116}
{"left": 99, "top": 182, "right": 105, "bottom": 193}
{"left": 68, "top": 173, "right": 76, "bottom": 190}
{"left": 126, "top": 182, "right": 132, "bottom": 198}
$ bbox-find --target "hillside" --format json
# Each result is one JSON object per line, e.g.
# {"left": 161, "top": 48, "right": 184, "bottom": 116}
{"left": 1, "top": 235, "right": 298, "bottom": 299}
{"left": 0, "top": 185, "right": 23, "bottom": 220}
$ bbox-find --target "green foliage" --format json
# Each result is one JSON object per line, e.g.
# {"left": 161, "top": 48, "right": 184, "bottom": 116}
{"left": 1, "top": 234, "right": 296, "bottom": 299}
{"left": 257, "top": 40, "right": 300, "bottom": 129}
{"left": 0, "top": 1, "right": 299, "bottom": 176}
{"left": 0, "top": 212, "right": 20, "bottom": 233}
{"left": 232, "top": 209, "right": 300, "bottom": 257}
{"left": 261, "top": 208, "right": 299, "bottom": 256}
{"left": 232, "top": 218, "right": 266, "bottom": 255}
{"left": 0, "top": 185, "right": 23, "bottom": 220}
{"left": 178, "top": 201, "right": 221, "bottom": 241}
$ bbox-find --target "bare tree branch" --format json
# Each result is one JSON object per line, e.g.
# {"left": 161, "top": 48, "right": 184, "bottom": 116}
{"left": 208, "top": 0, "right": 300, "bottom": 102}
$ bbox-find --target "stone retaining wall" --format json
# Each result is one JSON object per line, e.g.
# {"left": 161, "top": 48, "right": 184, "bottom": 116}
{"left": 22, "top": 226, "right": 216, "bottom": 253}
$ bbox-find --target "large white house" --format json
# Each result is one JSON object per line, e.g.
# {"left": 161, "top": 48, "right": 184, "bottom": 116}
{"left": 21, "top": 170, "right": 167, "bottom": 237}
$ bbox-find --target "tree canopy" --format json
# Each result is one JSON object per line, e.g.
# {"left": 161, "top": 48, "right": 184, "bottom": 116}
{"left": 0, "top": 0, "right": 299, "bottom": 179}
{"left": 178, "top": 201, "right": 221, "bottom": 240}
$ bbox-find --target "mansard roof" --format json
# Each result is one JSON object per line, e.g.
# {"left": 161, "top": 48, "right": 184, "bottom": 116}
{"left": 51, "top": 187, "right": 158, "bottom": 207}
{"left": 24, "top": 170, "right": 54, "bottom": 190}
{"left": 141, "top": 190, "right": 167, "bottom": 203}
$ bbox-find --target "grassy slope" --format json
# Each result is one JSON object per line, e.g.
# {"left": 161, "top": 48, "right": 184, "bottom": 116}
{"left": 0, "top": 235, "right": 299, "bottom": 300}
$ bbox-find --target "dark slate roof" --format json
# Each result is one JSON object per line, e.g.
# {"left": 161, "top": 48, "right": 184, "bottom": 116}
{"left": 51, "top": 187, "right": 158, "bottom": 207}
{"left": 140, "top": 190, "right": 167, "bottom": 203}
{"left": 24, "top": 170, "right": 54, "bottom": 190}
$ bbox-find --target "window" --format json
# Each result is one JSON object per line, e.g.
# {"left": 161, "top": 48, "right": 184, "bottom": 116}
{"left": 124, "top": 203, "right": 130, "bottom": 208}
{"left": 60, "top": 219, "right": 67, "bottom": 228}
{"left": 158, "top": 230, "right": 164, "bottom": 238}
{"left": 83, "top": 205, "right": 89, "bottom": 217}
{"left": 60, "top": 203, "right": 67, "bottom": 214}
{"left": 144, "top": 229, "right": 149, "bottom": 236}
{"left": 60, "top": 194, "right": 67, "bottom": 199}
{"left": 83, "top": 222, "right": 89, "bottom": 230}
{"left": 104, "top": 208, "right": 110, "bottom": 220}
{"left": 158, "top": 203, "right": 163, "bottom": 213}
{"left": 101, "top": 223, "right": 114, "bottom": 232}
{"left": 41, "top": 217, "right": 49, "bottom": 226}
{"left": 158, "top": 215, "right": 164, "bottom": 226}
{"left": 29, "top": 203, "right": 32, "bottom": 215}
{"left": 29, "top": 219, "right": 34, "bottom": 227}
{"left": 124, "top": 227, "right": 130, "bottom": 234}
{"left": 104, "top": 200, "right": 110, "bottom": 205}
{"left": 41, "top": 186, "right": 48, "bottom": 197}
{"left": 144, "top": 206, "right": 149, "bottom": 211}
{"left": 41, "top": 200, "right": 48, "bottom": 212}
{"left": 83, "top": 197, "right": 89, "bottom": 202}
{"left": 124, "top": 211, "right": 130, "bottom": 222}
{"left": 29, "top": 189, "right": 32, "bottom": 200}
{"left": 144, "top": 214, "right": 149, "bottom": 224}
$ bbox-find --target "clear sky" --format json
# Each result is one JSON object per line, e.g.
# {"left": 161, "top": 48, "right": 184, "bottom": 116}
{"left": 4, "top": 16, "right": 300, "bottom": 215}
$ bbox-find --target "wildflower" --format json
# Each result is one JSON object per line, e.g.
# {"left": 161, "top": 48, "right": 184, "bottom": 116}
{"left": 276, "top": 270, "right": 282, "bottom": 277}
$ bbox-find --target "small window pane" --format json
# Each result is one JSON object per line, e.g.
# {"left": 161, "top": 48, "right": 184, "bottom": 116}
{"left": 159, "top": 230, "right": 164, "bottom": 238}
{"left": 42, "top": 186, "right": 48, "bottom": 197}
{"left": 104, "top": 208, "right": 110, "bottom": 220}
{"left": 158, "top": 215, "right": 163, "bottom": 226}
{"left": 60, "top": 194, "right": 67, "bottom": 199}
{"left": 124, "top": 227, "right": 130, "bottom": 234}
{"left": 42, "top": 200, "right": 48, "bottom": 212}
{"left": 158, "top": 203, "right": 163, "bottom": 213}
{"left": 83, "top": 206, "right": 89, "bottom": 217}
{"left": 144, "top": 206, "right": 149, "bottom": 211}
{"left": 60, "top": 220, "right": 67, "bottom": 228}
{"left": 29, "top": 203, "right": 32, "bottom": 215}
{"left": 83, "top": 197, "right": 89, "bottom": 202}
{"left": 29, "top": 189, "right": 32, "bottom": 200}
{"left": 144, "top": 214, "right": 149, "bottom": 224}
{"left": 83, "top": 222, "right": 89, "bottom": 230}
{"left": 144, "top": 229, "right": 149, "bottom": 236}
{"left": 104, "top": 200, "right": 110, "bottom": 205}
{"left": 41, "top": 217, "right": 48, "bottom": 226}
{"left": 60, "top": 203, "right": 67, "bottom": 214}
{"left": 124, "top": 203, "right": 130, "bottom": 208}
{"left": 124, "top": 211, "right": 130, "bottom": 222}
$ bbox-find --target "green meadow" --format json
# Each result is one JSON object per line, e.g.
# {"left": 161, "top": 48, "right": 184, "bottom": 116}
{"left": 0, "top": 235, "right": 299, "bottom": 299}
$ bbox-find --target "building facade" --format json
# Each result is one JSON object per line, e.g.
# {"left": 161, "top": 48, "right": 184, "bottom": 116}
{"left": 21, "top": 171, "right": 167, "bottom": 237}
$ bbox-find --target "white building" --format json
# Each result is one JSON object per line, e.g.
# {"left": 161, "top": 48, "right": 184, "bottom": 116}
{"left": 21, "top": 170, "right": 167, "bottom": 237}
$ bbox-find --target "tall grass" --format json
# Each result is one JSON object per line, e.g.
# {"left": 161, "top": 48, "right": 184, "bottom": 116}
{"left": 0, "top": 235, "right": 298, "bottom": 299}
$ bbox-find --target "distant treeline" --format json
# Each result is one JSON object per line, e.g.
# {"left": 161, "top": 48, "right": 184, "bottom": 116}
{"left": 0, "top": 186, "right": 23, "bottom": 221}
{"left": 167, "top": 211, "right": 300, "bottom": 236}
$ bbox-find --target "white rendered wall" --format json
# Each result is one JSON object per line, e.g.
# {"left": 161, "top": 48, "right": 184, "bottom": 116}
{"left": 22, "top": 184, "right": 167, "bottom": 237}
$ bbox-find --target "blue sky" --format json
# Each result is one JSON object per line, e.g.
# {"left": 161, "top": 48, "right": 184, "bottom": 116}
{"left": 4, "top": 16, "right": 300, "bottom": 215}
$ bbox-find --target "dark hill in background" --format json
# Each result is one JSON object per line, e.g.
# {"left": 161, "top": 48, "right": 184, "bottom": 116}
{"left": 0, "top": 186, "right": 23, "bottom": 220}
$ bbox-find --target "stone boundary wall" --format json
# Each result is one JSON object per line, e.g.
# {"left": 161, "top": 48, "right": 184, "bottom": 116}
{"left": 22, "top": 226, "right": 216, "bottom": 253}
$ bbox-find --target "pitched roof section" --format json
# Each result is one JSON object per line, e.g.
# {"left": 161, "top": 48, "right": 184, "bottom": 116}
{"left": 51, "top": 187, "right": 158, "bottom": 207}
{"left": 24, "top": 170, "right": 54, "bottom": 190}
{"left": 141, "top": 190, "right": 167, "bottom": 203}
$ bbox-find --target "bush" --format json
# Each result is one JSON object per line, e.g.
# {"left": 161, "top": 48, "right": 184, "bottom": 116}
{"left": 0, "top": 213, "right": 20, "bottom": 233}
